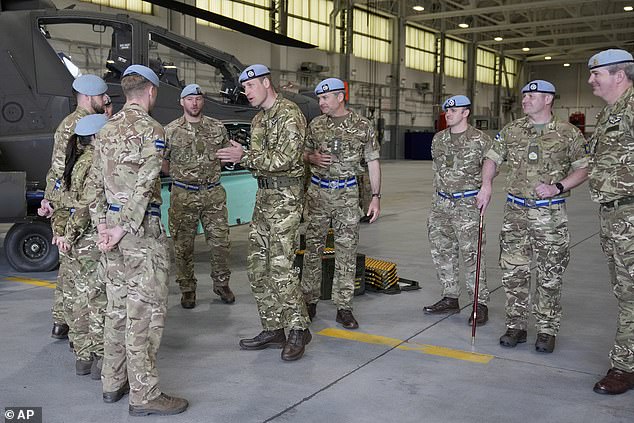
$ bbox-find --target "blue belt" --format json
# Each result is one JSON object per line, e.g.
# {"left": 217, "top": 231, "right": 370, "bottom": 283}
{"left": 437, "top": 189, "right": 479, "bottom": 200}
{"left": 507, "top": 194, "right": 565, "bottom": 208}
{"left": 108, "top": 202, "right": 162, "bottom": 217}
{"left": 53, "top": 179, "right": 62, "bottom": 191}
{"left": 172, "top": 180, "right": 220, "bottom": 191}
{"left": 311, "top": 175, "right": 357, "bottom": 189}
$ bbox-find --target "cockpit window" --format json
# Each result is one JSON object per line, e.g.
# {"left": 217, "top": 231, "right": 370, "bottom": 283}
{"left": 149, "top": 32, "right": 238, "bottom": 103}
{"left": 38, "top": 19, "right": 132, "bottom": 82}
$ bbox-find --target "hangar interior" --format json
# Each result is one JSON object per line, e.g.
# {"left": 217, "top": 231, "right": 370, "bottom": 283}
{"left": 1, "top": 0, "right": 634, "bottom": 422}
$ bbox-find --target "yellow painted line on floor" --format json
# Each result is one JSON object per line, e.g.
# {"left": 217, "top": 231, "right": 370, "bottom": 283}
{"left": 4, "top": 276, "right": 56, "bottom": 289}
{"left": 318, "top": 328, "right": 494, "bottom": 364}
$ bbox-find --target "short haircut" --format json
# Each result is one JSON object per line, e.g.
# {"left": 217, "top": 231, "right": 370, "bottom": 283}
{"left": 121, "top": 74, "right": 153, "bottom": 98}
{"left": 607, "top": 62, "right": 634, "bottom": 82}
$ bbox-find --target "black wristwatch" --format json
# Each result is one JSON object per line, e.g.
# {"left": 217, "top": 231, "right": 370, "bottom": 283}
{"left": 372, "top": 193, "right": 381, "bottom": 199}
{"left": 555, "top": 182, "right": 565, "bottom": 195}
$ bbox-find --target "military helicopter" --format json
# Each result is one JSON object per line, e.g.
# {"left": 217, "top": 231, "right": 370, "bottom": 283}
{"left": 0, "top": 0, "right": 320, "bottom": 272}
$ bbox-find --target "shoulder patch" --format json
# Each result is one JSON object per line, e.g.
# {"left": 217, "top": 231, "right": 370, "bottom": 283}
{"left": 154, "top": 139, "right": 166, "bottom": 149}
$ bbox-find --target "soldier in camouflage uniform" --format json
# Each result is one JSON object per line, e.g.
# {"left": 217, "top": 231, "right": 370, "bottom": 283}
{"left": 478, "top": 80, "right": 588, "bottom": 353}
{"left": 40, "top": 74, "right": 107, "bottom": 341}
{"left": 87, "top": 65, "right": 187, "bottom": 415}
{"left": 163, "top": 84, "right": 234, "bottom": 309}
{"left": 53, "top": 114, "right": 108, "bottom": 379}
{"left": 424, "top": 95, "right": 491, "bottom": 326}
{"left": 301, "top": 77, "right": 381, "bottom": 330}
{"left": 217, "top": 64, "right": 311, "bottom": 361}
{"left": 586, "top": 49, "right": 634, "bottom": 395}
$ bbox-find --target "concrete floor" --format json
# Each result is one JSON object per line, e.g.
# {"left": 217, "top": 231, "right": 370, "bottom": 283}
{"left": 1, "top": 160, "right": 633, "bottom": 423}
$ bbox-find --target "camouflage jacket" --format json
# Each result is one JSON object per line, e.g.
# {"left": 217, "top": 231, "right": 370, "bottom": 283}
{"left": 588, "top": 87, "right": 634, "bottom": 203}
{"left": 306, "top": 110, "right": 380, "bottom": 179}
{"left": 164, "top": 115, "right": 230, "bottom": 184}
{"left": 44, "top": 107, "right": 90, "bottom": 204}
{"left": 485, "top": 115, "right": 588, "bottom": 198}
{"left": 64, "top": 146, "right": 96, "bottom": 244}
{"left": 432, "top": 125, "right": 491, "bottom": 193}
{"left": 88, "top": 104, "right": 165, "bottom": 234}
{"left": 240, "top": 95, "right": 306, "bottom": 178}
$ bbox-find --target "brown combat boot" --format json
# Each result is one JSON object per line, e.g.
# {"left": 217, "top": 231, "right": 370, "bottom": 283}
{"left": 180, "top": 292, "right": 196, "bottom": 309}
{"left": 307, "top": 303, "right": 317, "bottom": 321}
{"left": 594, "top": 368, "right": 634, "bottom": 395}
{"left": 281, "top": 329, "right": 312, "bottom": 361}
{"left": 75, "top": 358, "right": 93, "bottom": 376}
{"left": 128, "top": 393, "right": 189, "bottom": 416}
{"left": 336, "top": 309, "right": 359, "bottom": 329}
{"left": 239, "top": 329, "right": 286, "bottom": 350}
{"left": 499, "top": 328, "right": 527, "bottom": 348}
{"left": 423, "top": 297, "right": 460, "bottom": 314}
{"left": 213, "top": 286, "right": 235, "bottom": 304}
{"left": 535, "top": 333, "right": 556, "bottom": 353}
{"left": 103, "top": 382, "right": 129, "bottom": 403}
{"left": 467, "top": 304, "right": 489, "bottom": 326}
{"left": 51, "top": 322, "right": 69, "bottom": 339}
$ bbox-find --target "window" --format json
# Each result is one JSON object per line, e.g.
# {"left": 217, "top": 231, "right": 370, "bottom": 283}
{"left": 196, "top": 0, "right": 271, "bottom": 31}
{"left": 444, "top": 38, "right": 464, "bottom": 79}
{"left": 500, "top": 57, "right": 517, "bottom": 88}
{"left": 81, "top": 0, "right": 152, "bottom": 14}
{"left": 287, "top": 0, "right": 334, "bottom": 51}
{"left": 353, "top": 8, "right": 391, "bottom": 63}
{"left": 476, "top": 48, "right": 495, "bottom": 85}
{"left": 405, "top": 25, "right": 435, "bottom": 72}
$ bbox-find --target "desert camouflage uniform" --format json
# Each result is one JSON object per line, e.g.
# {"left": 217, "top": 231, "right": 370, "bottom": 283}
{"left": 588, "top": 86, "right": 634, "bottom": 372}
{"left": 88, "top": 104, "right": 169, "bottom": 406}
{"left": 47, "top": 107, "right": 89, "bottom": 326}
{"left": 61, "top": 145, "right": 106, "bottom": 361}
{"left": 486, "top": 115, "right": 587, "bottom": 335}
{"left": 428, "top": 125, "right": 491, "bottom": 305}
{"left": 301, "top": 110, "right": 380, "bottom": 310}
{"left": 164, "top": 116, "right": 231, "bottom": 295}
{"left": 240, "top": 96, "right": 310, "bottom": 331}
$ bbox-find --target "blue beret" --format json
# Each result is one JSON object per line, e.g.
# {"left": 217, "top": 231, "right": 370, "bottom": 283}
{"left": 180, "top": 84, "right": 204, "bottom": 98}
{"left": 123, "top": 64, "right": 160, "bottom": 87}
{"left": 522, "top": 80, "right": 556, "bottom": 94}
{"left": 72, "top": 74, "right": 107, "bottom": 96}
{"left": 315, "top": 78, "right": 346, "bottom": 95}
{"left": 239, "top": 64, "right": 271, "bottom": 83}
{"left": 75, "top": 113, "right": 108, "bottom": 136}
{"left": 442, "top": 95, "right": 471, "bottom": 111}
{"left": 588, "top": 49, "right": 634, "bottom": 70}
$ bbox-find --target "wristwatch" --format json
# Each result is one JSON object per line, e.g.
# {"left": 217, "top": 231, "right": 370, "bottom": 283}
{"left": 554, "top": 182, "right": 564, "bottom": 194}
{"left": 372, "top": 193, "right": 381, "bottom": 199}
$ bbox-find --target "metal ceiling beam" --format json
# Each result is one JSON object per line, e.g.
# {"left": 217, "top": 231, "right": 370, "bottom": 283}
{"left": 406, "top": 0, "right": 601, "bottom": 21}
{"left": 507, "top": 39, "right": 634, "bottom": 56}
{"left": 445, "top": 12, "right": 632, "bottom": 35}
{"left": 479, "top": 27, "right": 634, "bottom": 46}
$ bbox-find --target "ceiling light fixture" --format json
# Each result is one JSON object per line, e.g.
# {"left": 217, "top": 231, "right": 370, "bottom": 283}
{"left": 522, "top": 47, "right": 530, "bottom": 52}
{"left": 458, "top": 23, "right": 469, "bottom": 28}
{"left": 545, "top": 56, "right": 552, "bottom": 60}
{"left": 413, "top": 5, "right": 425, "bottom": 11}
{"left": 563, "top": 63, "right": 570, "bottom": 67}
{"left": 494, "top": 36, "right": 503, "bottom": 41}
{"left": 624, "top": 6, "right": 633, "bottom": 11}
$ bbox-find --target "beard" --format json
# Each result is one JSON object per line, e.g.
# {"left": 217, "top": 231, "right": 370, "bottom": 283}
{"left": 91, "top": 97, "right": 105, "bottom": 114}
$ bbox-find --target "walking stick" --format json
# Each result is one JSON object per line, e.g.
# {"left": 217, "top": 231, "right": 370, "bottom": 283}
{"left": 471, "top": 212, "right": 485, "bottom": 346}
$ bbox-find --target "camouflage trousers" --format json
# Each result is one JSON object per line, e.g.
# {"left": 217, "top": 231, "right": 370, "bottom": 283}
{"left": 427, "top": 196, "right": 489, "bottom": 305}
{"left": 599, "top": 203, "right": 634, "bottom": 372}
{"left": 101, "top": 216, "right": 169, "bottom": 406}
{"left": 66, "top": 231, "right": 106, "bottom": 360}
{"left": 168, "top": 185, "right": 231, "bottom": 294}
{"left": 52, "top": 252, "right": 71, "bottom": 325}
{"left": 302, "top": 183, "right": 360, "bottom": 310}
{"left": 357, "top": 168, "right": 372, "bottom": 213}
{"left": 51, "top": 208, "right": 72, "bottom": 325}
{"left": 248, "top": 185, "right": 309, "bottom": 331}
{"left": 499, "top": 202, "right": 570, "bottom": 335}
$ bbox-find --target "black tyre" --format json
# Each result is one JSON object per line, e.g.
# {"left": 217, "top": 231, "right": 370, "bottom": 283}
{"left": 4, "top": 222, "right": 59, "bottom": 272}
